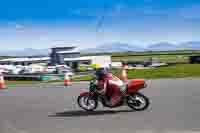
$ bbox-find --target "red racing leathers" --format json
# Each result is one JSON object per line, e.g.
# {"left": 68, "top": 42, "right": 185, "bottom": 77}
{"left": 96, "top": 73, "right": 123, "bottom": 106}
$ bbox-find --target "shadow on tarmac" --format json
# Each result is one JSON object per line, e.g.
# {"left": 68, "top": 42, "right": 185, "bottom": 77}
{"left": 49, "top": 110, "right": 134, "bottom": 117}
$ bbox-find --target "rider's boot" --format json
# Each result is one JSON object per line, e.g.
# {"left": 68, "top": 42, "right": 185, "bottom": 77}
{"left": 120, "top": 83, "right": 127, "bottom": 97}
{"left": 105, "top": 100, "right": 113, "bottom": 107}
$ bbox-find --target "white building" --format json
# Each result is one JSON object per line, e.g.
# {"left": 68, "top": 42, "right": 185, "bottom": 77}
{"left": 77, "top": 56, "right": 111, "bottom": 68}
{"left": 0, "top": 46, "right": 112, "bottom": 68}
{"left": 0, "top": 55, "right": 112, "bottom": 68}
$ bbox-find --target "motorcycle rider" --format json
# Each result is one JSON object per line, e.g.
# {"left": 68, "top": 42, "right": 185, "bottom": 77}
{"left": 94, "top": 64, "right": 126, "bottom": 107}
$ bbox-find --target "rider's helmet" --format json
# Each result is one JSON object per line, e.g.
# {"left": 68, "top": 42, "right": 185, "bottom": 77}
{"left": 93, "top": 64, "right": 109, "bottom": 80}
{"left": 95, "top": 67, "right": 109, "bottom": 80}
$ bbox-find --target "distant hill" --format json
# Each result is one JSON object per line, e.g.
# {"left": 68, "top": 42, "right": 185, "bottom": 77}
{"left": 81, "top": 42, "right": 145, "bottom": 53}
{"left": 0, "top": 48, "right": 49, "bottom": 56}
{"left": 0, "top": 41, "right": 200, "bottom": 56}
{"left": 179, "top": 41, "right": 200, "bottom": 50}
{"left": 82, "top": 41, "right": 200, "bottom": 53}
{"left": 147, "top": 42, "right": 179, "bottom": 51}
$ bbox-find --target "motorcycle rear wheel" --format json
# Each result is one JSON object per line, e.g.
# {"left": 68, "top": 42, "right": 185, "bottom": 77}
{"left": 77, "top": 95, "right": 98, "bottom": 111}
{"left": 127, "top": 92, "right": 150, "bottom": 111}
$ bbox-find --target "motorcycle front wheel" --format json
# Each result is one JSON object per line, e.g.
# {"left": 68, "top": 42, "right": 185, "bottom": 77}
{"left": 77, "top": 95, "right": 98, "bottom": 111}
{"left": 127, "top": 92, "right": 150, "bottom": 111}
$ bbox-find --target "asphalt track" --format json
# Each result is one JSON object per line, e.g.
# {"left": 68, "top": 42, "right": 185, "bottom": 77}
{"left": 0, "top": 78, "right": 200, "bottom": 133}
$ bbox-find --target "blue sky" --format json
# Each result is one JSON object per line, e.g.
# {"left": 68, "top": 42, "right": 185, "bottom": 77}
{"left": 0, "top": 0, "right": 200, "bottom": 50}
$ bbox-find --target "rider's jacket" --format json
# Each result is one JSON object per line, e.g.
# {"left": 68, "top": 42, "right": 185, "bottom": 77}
{"left": 96, "top": 73, "right": 123, "bottom": 94}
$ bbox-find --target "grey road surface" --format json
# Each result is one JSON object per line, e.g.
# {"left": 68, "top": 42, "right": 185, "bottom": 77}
{"left": 0, "top": 78, "right": 200, "bottom": 133}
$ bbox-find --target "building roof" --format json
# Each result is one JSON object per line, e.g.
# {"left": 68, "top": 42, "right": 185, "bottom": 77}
{"left": 64, "top": 57, "right": 90, "bottom": 61}
{"left": 0, "top": 55, "right": 111, "bottom": 63}
{"left": 56, "top": 49, "right": 80, "bottom": 54}
{"left": 51, "top": 46, "right": 76, "bottom": 50}
{"left": 0, "top": 57, "right": 50, "bottom": 62}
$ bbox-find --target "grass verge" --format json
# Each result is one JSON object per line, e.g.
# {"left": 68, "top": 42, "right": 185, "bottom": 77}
{"left": 73, "top": 64, "right": 200, "bottom": 81}
{"left": 4, "top": 64, "right": 200, "bottom": 85}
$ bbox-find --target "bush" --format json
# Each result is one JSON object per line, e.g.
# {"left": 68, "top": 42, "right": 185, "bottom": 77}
{"left": 78, "top": 66, "right": 88, "bottom": 72}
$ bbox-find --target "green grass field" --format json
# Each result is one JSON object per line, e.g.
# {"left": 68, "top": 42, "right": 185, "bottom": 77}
{"left": 73, "top": 64, "right": 200, "bottom": 81}
{"left": 3, "top": 64, "right": 200, "bottom": 86}
{"left": 2, "top": 50, "right": 200, "bottom": 85}
{"left": 110, "top": 50, "right": 200, "bottom": 63}
{"left": 112, "top": 55, "right": 190, "bottom": 63}
{"left": 82, "top": 50, "right": 200, "bottom": 63}
{"left": 115, "top": 64, "right": 200, "bottom": 79}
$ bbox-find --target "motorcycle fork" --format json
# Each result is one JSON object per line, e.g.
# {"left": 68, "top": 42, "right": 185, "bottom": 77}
{"left": 97, "top": 94, "right": 108, "bottom": 106}
{"left": 86, "top": 93, "right": 97, "bottom": 105}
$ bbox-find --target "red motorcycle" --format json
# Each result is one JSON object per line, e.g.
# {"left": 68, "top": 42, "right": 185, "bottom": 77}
{"left": 77, "top": 79, "right": 150, "bottom": 111}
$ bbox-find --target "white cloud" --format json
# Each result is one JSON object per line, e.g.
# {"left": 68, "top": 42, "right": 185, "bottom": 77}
{"left": 15, "top": 24, "right": 24, "bottom": 30}
{"left": 7, "top": 22, "right": 25, "bottom": 31}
